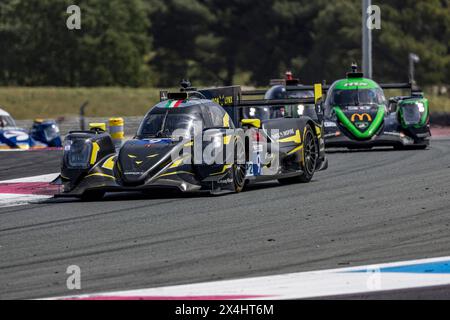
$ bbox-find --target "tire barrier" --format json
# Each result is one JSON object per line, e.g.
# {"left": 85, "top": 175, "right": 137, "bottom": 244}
{"left": 109, "top": 117, "right": 124, "bottom": 148}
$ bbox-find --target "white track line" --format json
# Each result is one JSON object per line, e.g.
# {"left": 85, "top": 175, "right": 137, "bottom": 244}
{"left": 0, "top": 193, "right": 52, "bottom": 208}
{"left": 52, "top": 256, "right": 450, "bottom": 300}
{"left": 0, "top": 173, "right": 59, "bottom": 183}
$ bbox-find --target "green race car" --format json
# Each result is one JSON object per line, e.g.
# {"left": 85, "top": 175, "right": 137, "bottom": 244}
{"left": 322, "top": 65, "right": 431, "bottom": 149}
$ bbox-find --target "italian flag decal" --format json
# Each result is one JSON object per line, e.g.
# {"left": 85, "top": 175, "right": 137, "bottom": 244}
{"left": 165, "top": 100, "right": 183, "bottom": 108}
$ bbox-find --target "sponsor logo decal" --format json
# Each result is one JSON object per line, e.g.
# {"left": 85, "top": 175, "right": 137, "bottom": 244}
{"left": 344, "top": 82, "right": 369, "bottom": 87}
{"left": 351, "top": 113, "right": 373, "bottom": 122}
{"left": 271, "top": 128, "right": 294, "bottom": 141}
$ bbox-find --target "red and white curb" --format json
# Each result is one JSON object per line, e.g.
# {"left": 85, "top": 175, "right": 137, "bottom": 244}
{"left": 0, "top": 173, "right": 59, "bottom": 208}
{"left": 52, "top": 256, "right": 450, "bottom": 300}
{"left": 431, "top": 127, "right": 450, "bottom": 139}
{"left": 0, "top": 147, "right": 63, "bottom": 152}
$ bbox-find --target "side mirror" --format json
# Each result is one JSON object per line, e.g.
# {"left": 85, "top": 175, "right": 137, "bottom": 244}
{"left": 241, "top": 119, "right": 261, "bottom": 129}
{"left": 314, "top": 101, "right": 325, "bottom": 123}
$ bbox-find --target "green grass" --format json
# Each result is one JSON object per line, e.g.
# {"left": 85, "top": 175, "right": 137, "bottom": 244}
{"left": 0, "top": 86, "right": 448, "bottom": 120}
{"left": 0, "top": 87, "right": 163, "bottom": 120}
{"left": 428, "top": 94, "right": 450, "bottom": 113}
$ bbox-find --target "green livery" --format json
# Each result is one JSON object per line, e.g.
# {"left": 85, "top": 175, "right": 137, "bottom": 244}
{"left": 321, "top": 64, "right": 431, "bottom": 150}
{"left": 334, "top": 105, "right": 385, "bottom": 139}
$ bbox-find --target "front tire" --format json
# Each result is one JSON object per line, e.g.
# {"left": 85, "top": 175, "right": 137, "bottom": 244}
{"left": 394, "top": 142, "right": 429, "bottom": 150}
{"left": 232, "top": 140, "right": 246, "bottom": 193}
{"left": 278, "top": 124, "right": 318, "bottom": 185}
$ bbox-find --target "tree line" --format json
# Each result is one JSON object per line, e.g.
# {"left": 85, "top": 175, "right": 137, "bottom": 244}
{"left": 0, "top": 0, "right": 448, "bottom": 87}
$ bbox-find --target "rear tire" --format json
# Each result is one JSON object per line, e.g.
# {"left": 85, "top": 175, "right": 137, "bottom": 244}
{"left": 278, "top": 124, "right": 318, "bottom": 185}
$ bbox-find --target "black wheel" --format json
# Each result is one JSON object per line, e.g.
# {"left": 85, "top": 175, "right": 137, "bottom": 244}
{"left": 413, "top": 144, "right": 428, "bottom": 150}
{"left": 80, "top": 190, "right": 105, "bottom": 201}
{"left": 394, "top": 143, "right": 428, "bottom": 150}
{"left": 278, "top": 124, "right": 318, "bottom": 185}
{"left": 233, "top": 140, "right": 246, "bottom": 193}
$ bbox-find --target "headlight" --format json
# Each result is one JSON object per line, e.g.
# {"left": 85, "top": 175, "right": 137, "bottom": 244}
{"left": 63, "top": 139, "right": 72, "bottom": 151}
{"left": 64, "top": 138, "right": 92, "bottom": 169}
{"left": 417, "top": 102, "right": 425, "bottom": 113}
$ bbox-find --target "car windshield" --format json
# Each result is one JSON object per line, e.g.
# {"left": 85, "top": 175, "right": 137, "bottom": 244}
{"left": 331, "top": 88, "right": 385, "bottom": 106}
{"left": 243, "top": 106, "right": 288, "bottom": 120}
{"left": 138, "top": 112, "right": 196, "bottom": 138}
{"left": 44, "top": 124, "right": 60, "bottom": 141}
{"left": 287, "top": 90, "right": 314, "bottom": 99}
{"left": 0, "top": 115, "right": 16, "bottom": 128}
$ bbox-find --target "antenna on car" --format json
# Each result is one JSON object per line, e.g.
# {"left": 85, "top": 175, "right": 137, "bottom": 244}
{"left": 173, "top": 79, "right": 206, "bottom": 100}
{"left": 347, "top": 63, "right": 364, "bottom": 78}
{"left": 180, "top": 79, "right": 196, "bottom": 92}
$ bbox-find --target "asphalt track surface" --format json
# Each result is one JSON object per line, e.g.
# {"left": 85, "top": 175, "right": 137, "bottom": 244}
{"left": 0, "top": 139, "right": 450, "bottom": 300}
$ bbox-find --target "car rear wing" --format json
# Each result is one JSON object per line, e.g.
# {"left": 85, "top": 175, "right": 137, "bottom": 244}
{"left": 160, "top": 83, "right": 324, "bottom": 127}
{"left": 241, "top": 89, "right": 267, "bottom": 97}
{"left": 379, "top": 82, "right": 422, "bottom": 94}
{"left": 160, "top": 85, "right": 323, "bottom": 106}
{"left": 241, "top": 85, "right": 331, "bottom": 99}
{"left": 285, "top": 84, "right": 331, "bottom": 93}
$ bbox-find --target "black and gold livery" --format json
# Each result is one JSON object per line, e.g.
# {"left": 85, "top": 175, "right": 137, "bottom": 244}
{"left": 55, "top": 83, "right": 328, "bottom": 200}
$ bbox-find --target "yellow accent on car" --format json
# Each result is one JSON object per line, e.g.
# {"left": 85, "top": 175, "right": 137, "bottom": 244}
{"left": 169, "top": 155, "right": 189, "bottom": 168}
{"left": 278, "top": 129, "right": 301, "bottom": 144}
{"left": 85, "top": 173, "right": 115, "bottom": 179}
{"left": 135, "top": 161, "right": 143, "bottom": 165}
{"left": 241, "top": 118, "right": 261, "bottom": 128}
{"left": 287, "top": 145, "right": 304, "bottom": 155}
{"left": 315, "top": 125, "right": 322, "bottom": 137}
{"left": 147, "top": 154, "right": 158, "bottom": 158}
{"left": 128, "top": 154, "right": 137, "bottom": 158}
{"left": 314, "top": 83, "right": 323, "bottom": 103}
{"left": 90, "top": 142, "right": 100, "bottom": 165}
{"left": 210, "top": 164, "right": 232, "bottom": 176}
{"left": 183, "top": 141, "right": 193, "bottom": 147}
{"left": 89, "top": 123, "right": 106, "bottom": 131}
{"left": 223, "top": 135, "right": 232, "bottom": 145}
{"left": 158, "top": 171, "right": 194, "bottom": 178}
{"left": 102, "top": 156, "right": 115, "bottom": 170}
{"left": 223, "top": 113, "right": 230, "bottom": 128}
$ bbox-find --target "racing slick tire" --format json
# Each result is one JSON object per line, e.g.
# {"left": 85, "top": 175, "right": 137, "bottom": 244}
{"left": 232, "top": 139, "right": 246, "bottom": 193}
{"left": 394, "top": 141, "right": 429, "bottom": 150}
{"left": 278, "top": 124, "right": 318, "bottom": 185}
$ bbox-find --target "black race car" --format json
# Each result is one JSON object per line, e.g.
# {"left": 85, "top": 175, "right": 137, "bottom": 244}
{"left": 265, "top": 67, "right": 431, "bottom": 149}
{"left": 242, "top": 71, "right": 320, "bottom": 122}
{"left": 54, "top": 82, "right": 328, "bottom": 200}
